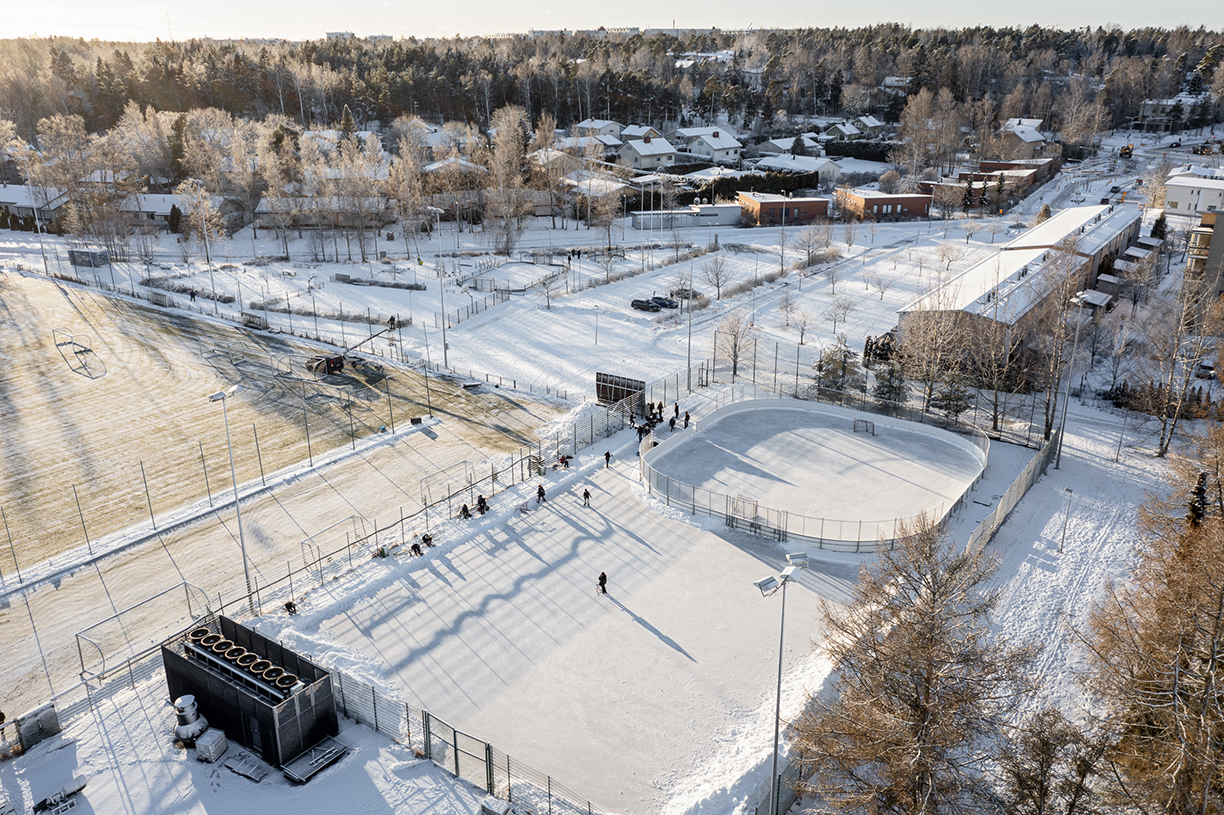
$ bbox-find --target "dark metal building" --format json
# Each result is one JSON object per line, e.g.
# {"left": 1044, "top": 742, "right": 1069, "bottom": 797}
{"left": 161, "top": 615, "right": 338, "bottom": 768}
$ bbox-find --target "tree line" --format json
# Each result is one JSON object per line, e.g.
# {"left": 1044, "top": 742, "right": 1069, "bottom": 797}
{"left": 1, "top": 25, "right": 1222, "bottom": 145}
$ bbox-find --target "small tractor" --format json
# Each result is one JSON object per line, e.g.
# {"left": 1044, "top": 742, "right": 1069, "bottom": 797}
{"left": 1119, "top": 144, "right": 1134, "bottom": 159}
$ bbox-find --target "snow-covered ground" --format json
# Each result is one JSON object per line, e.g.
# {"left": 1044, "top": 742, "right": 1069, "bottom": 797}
{"left": 0, "top": 142, "right": 1203, "bottom": 813}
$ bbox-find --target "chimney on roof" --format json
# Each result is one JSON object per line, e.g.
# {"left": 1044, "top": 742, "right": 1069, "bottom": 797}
{"left": 713, "top": 130, "right": 720, "bottom": 139}
{"left": 644, "top": 135, "right": 651, "bottom": 144}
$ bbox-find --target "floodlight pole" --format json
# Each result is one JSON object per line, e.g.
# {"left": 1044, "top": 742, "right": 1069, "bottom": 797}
{"left": 211, "top": 387, "right": 255, "bottom": 615}
{"left": 434, "top": 208, "right": 449, "bottom": 368}
{"left": 1055, "top": 296, "right": 1085, "bottom": 469}
{"left": 755, "top": 558, "right": 805, "bottom": 815}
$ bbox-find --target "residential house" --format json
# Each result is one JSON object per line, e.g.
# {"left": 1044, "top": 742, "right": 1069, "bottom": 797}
{"left": 571, "top": 118, "right": 624, "bottom": 140}
{"left": 620, "top": 125, "right": 661, "bottom": 141}
{"left": 674, "top": 129, "right": 743, "bottom": 162}
{"left": 1165, "top": 176, "right": 1224, "bottom": 217}
{"left": 821, "top": 122, "right": 861, "bottom": 141}
{"left": 1003, "top": 117, "right": 1045, "bottom": 131}
{"left": 1138, "top": 93, "right": 1212, "bottom": 131}
{"left": 736, "top": 191, "right": 829, "bottom": 225}
{"left": 0, "top": 184, "right": 68, "bottom": 223}
{"left": 617, "top": 137, "right": 677, "bottom": 170}
{"left": 998, "top": 123, "right": 1046, "bottom": 159}
{"left": 978, "top": 157, "right": 1058, "bottom": 185}
{"left": 118, "top": 193, "right": 189, "bottom": 230}
{"left": 854, "top": 116, "right": 887, "bottom": 137}
{"left": 758, "top": 135, "right": 821, "bottom": 156}
{"left": 530, "top": 148, "right": 585, "bottom": 177}
{"left": 556, "top": 134, "right": 622, "bottom": 161}
{"left": 835, "top": 188, "right": 931, "bottom": 220}
{"left": 753, "top": 154, "right": 841, "bottom": 185}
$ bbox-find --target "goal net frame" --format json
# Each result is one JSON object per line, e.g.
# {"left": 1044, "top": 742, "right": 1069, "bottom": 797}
{"left": 732, "top": 495, "right": 759, "bottom": 521}
{"left": 853, "top": 419, "right": 877, "bottom": 436}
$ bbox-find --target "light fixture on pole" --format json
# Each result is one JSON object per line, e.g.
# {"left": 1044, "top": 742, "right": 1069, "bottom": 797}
{"left": 1055, "top": 293, "right": 1086, "bottom": 469}
{"left": 754, "top": 552, "right": 809, "bottom": 815}
{"left": 208, "top": 385, "right": 255, "bottom": 615}
{"left": 427, "top": 206, "right": 449, "bottom": 368}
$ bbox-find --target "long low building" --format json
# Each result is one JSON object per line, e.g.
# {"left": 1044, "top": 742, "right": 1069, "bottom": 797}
{"left": 899, "top": 204, "right": 1143, "bottom": 337}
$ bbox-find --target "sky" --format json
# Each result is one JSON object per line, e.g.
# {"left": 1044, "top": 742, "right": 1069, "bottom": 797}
{"left": 6, "top": 0, "right": 1222, "bottom": 42}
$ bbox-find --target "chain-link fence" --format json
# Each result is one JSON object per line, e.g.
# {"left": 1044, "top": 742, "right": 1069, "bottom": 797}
{"left": 708, "top": 347, "right": 1049, "bottom": 449}
{"left": 966, "top": 429, "right": 1059, "bottom": 555}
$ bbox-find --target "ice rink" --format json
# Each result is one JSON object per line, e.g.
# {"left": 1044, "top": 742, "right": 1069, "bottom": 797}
{"left": 649, "top": 405, "right": 987, "bottom": 526}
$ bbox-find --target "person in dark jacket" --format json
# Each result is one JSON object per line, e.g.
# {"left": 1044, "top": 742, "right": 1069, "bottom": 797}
{"left": 537, "top": 484, "right": 546, "bottom": 504}
{"left": 597, "top": 571, "right": 607, "bottom": 594}
{"left": 604, "top": 450, "right": 612, "bottom": 468}
{"left": 583, "top": 488, "right": 591, "bottom": 506}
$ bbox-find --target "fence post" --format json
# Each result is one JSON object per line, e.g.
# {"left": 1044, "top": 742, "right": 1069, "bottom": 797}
{"left": 485, "top": 742, "right": 494, "bottom": 793}
{"left": 423, "top": 710, "right": 431, "bottom": 758}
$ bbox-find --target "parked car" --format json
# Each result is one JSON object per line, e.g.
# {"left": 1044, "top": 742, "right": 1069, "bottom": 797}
{"left": 1109, "top": 186, "right": 1121, "bottom": 193}
{"left": 670, "top": 287, "right": 702, "bottom": 300}
{"left": 649, "top": 296, "right": 679, "bottom": 310}
{"left": 630, "top": 298, "right": 662, "bottom": 312}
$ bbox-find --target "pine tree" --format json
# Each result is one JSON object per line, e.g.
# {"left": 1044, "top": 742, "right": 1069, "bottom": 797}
{"left": 339, "top": 105, "right": 356, "bottom": 138}
{"left": 962, "top": 174, "right": 974, "bottom": 214}
{"left": 872, "top": 361, "right": 908, "bottom": 411}
{"left": 1036, "top": 203, "right": 1053, "bottom": 224}
{"left": 931, "top": 372, "right": 973, "bottom": 420}
{"left": 168, "top": 204, "right": 182, "bottom": 234}
{"left": 1151, "top": 213, "right": 1167, "bottom": 239}
{"left": 1189, "top": 472, "right": 1208, "bottom": 527}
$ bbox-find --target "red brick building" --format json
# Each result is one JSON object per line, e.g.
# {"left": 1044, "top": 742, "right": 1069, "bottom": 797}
{"left": 834, "top": 189, "right": 932, "bottom": 220}
{"left": 737, "top": 191, "right": 830, "bottom": 225}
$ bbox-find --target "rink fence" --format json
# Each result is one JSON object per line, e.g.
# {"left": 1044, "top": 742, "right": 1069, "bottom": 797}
{"left": 638, "top": 386, "right": 991, "bottom": 552}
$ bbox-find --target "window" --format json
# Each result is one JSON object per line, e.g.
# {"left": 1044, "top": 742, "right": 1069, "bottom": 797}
{"left": 1169, "top": 201, "right": 1178, "bottom": 208}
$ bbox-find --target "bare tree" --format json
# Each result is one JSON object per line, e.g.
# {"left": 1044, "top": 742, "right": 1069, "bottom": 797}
{"left": 963, "top": 220, "right": 979, "bottom": 244}
{"left": 824, "top": 295, "right": 856, "bottom": 333}
{"left": 938, "top": 242, "right": 964, "bottom": 270}
{"left": 701, "top": 254, "right": 731, "bottom": 300}
{"left": 792, "top": 513, "right": 1037, "bottom": 815}
{"left": 778, "top": 291, "right": 794, "bottom": 325}
{"left": 487, "top": 105, "right": 532, "bottom": 255}
{"left": 795, "top": 225, "right": 822, "bottom": 268}
{"left": 867, "top": 268, "right": 898, "bottom": 301}
{"left": 794, "top": 309, "right": 812, "bottom": 344}
{"left": 714, "top": 312, "right": 757, "bottom": 382}
{"left": 842, "top": 219, "right": 858, "bottom": 249}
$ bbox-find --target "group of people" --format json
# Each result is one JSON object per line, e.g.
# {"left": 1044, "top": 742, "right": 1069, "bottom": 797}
{"left": 458, "top": 495, "right": 490, "bottom": 520}
{"left": 409, "top": 532, "right": 435, "bottom": 556}
{"left": 636, "top": 402, "right": 690, "bottom": 443}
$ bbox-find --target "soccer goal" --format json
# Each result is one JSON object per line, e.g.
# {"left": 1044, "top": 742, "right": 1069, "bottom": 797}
{"left": 853, "top": 419, "right": 877, "bottom": 436}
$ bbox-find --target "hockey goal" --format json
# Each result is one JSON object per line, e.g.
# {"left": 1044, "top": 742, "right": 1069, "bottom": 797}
{"left": 853, "top": 419, "right": 877, "bottom": 436}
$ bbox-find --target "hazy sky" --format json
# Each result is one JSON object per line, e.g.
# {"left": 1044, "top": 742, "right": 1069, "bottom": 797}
{"left": 9, "top": 0, "right": 1222, "bottom": 42}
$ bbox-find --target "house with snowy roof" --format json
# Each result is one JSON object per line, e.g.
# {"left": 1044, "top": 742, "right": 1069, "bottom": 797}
{"left": 752, "top": 154, "right": 841, "bottom": 184}
{"left": 759, "top": 134, "right": 821, "bottom": 156}
{"left": 675, "top": 129, "right": 743, "bottom": 162}
{"left": 1166, "top": 176, "right": 1224, "bottom": 217}
{"left": 617, "top": 137, "right": 677, "bottom": 170}
{"left": 998, "top": 122, "right": 1046, "bottom": 159}
{"left": 854, "top": 116, "right": 887, "bottom": 137}
{"left": 620, "top": 125, "right": 661, "bottom": 141}
{"left": 821, "top": 121, "right": 861, "bottom": 141}
{"left": 571, "top": 118, "right": 624, "bottom": 140}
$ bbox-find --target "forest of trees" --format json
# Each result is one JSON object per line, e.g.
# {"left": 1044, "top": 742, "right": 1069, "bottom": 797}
{"left": 1, "top": 25, "right": 1222, "bottom": 144}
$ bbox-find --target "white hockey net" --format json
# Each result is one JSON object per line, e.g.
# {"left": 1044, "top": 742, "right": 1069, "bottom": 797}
{"left": 853, "top": 419, "right": 876, "bottom": 435}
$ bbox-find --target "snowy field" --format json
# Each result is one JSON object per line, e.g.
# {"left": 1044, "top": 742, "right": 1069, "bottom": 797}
{"left": 0, "top": 141, "right": 1203, "bottom": 814}
{"left": 650, "top": 404, "right": 985, "bottom": 527}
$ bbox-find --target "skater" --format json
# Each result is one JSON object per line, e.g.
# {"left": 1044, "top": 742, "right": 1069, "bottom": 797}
{"left": 684, "top": 411, "right": 690, "bottom": 429}
{"left": 410, "top": 542, "right": 423, "bottom": 557}
{"left": 669, "top": 416, "right": 676, "bottom": 432}
{"left": 583, "top": 488, "right": 591, "bottom": 507}
{"left": 604, "top": 450, "right": 612, "bottom": 468}
{"left": 598, "top": 571, "right": 608, "bottom": 594}
{"left": 189, "top": 288, "right": 197, "bottom": 302}
{"left": 459, "top": 503, "right": 472, "bottom": 519}
{"left": 284, "top": 600, "right": 298, "bottom": 615}
{"left": 674, "top": 402, "right": 680, "bottom": 418}
{"left": 537, "top": 484, "right": 547, "bottom": 504}
{"left": 421, "top": 532, "right": 434, "bottom": 547}
{"left": 636, "top": 424, "right": 646, "bottom": 442}
{"left": 476, "top": 495, "right": 489, "bottom": 515}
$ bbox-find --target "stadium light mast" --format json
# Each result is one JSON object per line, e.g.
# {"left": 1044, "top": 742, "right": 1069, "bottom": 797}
{"left": 428, "top": 206, "right": 448, "bottom": 368}
{"left": 754, "top": 552, "right": 808, "bottom": 815}
{"left": 209, "top": 385, "right": 255, "bottom": 615}
{"left": 1055, "top": 293, "right": 1086, "bottom": 469}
